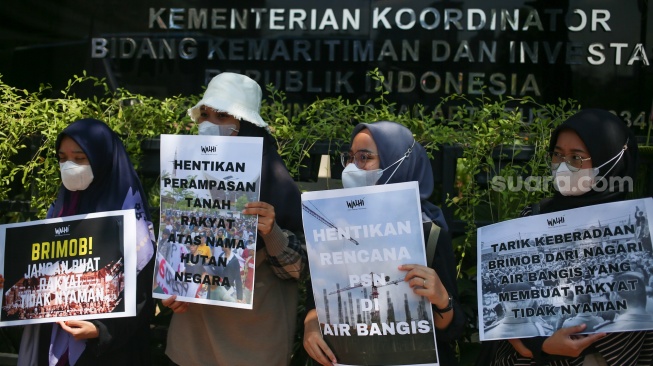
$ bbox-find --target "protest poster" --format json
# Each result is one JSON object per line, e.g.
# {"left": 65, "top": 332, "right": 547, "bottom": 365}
{"left": 153, "top": 134, "right": 262, "bottom": 309}
{"left": 302, "top": 182, "right": 439, "bottom": 366}
{"left": 478, "top": 198, "right": 653, "bottom": 341}
{"left": 0, "top": 210, "right": 137, "bottom": 326}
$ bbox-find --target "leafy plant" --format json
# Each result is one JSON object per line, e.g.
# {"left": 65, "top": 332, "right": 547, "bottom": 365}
{"left": 4, "top": 71, "right": 650, "bottom": 365}
{"left": 444, "top": 96, "right": 579, "bottom": 265}
{"left": 264, "top": 68, "right": 461, "bottom": 185}
{"left": 439, "top": 95, "right": 580, "bottom": 350}
{"left": 0, "top": 72, "right": 191, "bottom": 223}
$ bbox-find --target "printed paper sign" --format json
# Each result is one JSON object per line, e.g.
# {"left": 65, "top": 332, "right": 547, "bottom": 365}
{"left": 0, "top": 210, "right": 137, "bottom": 326}
{"left": 302, "top": 182, "right": 439, "bottom": 366}
{"left": 478, "top": 198, "right": 653, "bottom": 340}
{"left": 153, "top": 135, "right": 262, "bottom": 309}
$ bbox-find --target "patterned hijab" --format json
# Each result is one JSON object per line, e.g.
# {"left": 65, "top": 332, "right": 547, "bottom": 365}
{"left": 351, "top": 121, "right": 448, "bottom": 230}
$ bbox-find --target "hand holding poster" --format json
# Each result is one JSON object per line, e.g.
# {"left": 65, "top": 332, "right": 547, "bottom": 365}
{"left": 0, "top": 210, "right": 137, "bottom": 326}
{"left": 478, "top": 198, "right": 653, "bottom": 341}
{"left": 302, "top": 182, "right": 439, "bottom": 366}
{"left": 152, "top": 134, "right": 262, "bottom": 309}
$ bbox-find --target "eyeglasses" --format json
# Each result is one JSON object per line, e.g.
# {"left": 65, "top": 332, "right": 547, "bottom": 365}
{"left": 551, "top": 152, "right": 591, "bottom": 172}
{"left": 340, "top": 151, "right": 378, "bottom": 169}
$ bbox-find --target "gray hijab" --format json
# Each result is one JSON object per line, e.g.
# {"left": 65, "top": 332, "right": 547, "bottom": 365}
{"left": 352, "top": 121, "right": 448, "bottom": 230}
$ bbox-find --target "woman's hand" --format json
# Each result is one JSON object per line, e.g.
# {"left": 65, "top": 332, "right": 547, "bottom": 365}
{"left": 508, "top": 339, "right": 533, "bottom": 358}
{"left": 542, "top": 324, "right": 606, "bottom": 357}
{"left": 399, "top": 264, "right": 453, "bottom": 330}
{"left": 58, "top": 320, "right": 99, "bottom": 340}
{"left": 162, "top": 295, "right": 189, "bottom": 313}
{"left": 399, "top": 264, "right": 448, "bottom": 308}
{"left": 242, "top": 201, "right": 275, "bottom": 235}
{"left": 303, "top": 309, "right": 337, "bottom": 366}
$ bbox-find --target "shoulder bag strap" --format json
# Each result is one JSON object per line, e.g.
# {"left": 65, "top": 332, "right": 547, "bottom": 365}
{"left": 426, "top": 222, "right": 441, "bottom": 268}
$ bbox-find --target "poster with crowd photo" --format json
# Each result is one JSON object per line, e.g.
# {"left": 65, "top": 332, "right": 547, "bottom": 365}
{"left": 302, "top": 182, "right": 439, "bottom": 366}
{"left": 153, "top": 134, "right": 262, "bottom": 310}
{"left": 478, "top": 198, "right": 653, "bottom": 341}
{"left": 0, "top": 210, "right": 137, "bottom": 326}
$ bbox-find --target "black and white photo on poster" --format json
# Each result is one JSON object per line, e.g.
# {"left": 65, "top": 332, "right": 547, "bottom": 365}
{"left": 478, "top": 198, "right": 653, "bottom": 341}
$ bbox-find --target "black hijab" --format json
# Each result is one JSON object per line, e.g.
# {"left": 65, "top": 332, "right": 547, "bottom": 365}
{"left": 238, "top": 121, "right": 303, "bottom": 237}
{"left": 540, "top": 109, "right": 638, "bottom": 214}
{"left": 351, "top": 121, "right": 448, "bottom": 230}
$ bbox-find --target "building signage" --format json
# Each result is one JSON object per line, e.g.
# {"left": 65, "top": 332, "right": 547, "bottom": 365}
{"left": 2, "top": 1, "right": 651, "bottom": 130}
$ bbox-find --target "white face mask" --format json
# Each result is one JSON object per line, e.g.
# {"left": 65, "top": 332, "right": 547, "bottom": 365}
{"left": 60, "top": 161, "right": 94, "bottom": 191}
{"left": 553, "top": 163, "right": 597, "bottom": 196}
{"left": 341, "top": 141, "right": 414, "bottom": 189}
{"left": 198, "top": 122, "right": 239, "bottom": 136}
{"left": 341, "top": 164, "right": 384, "bottom": 188}
{"left": 552, "top": 143, "right": 627, "bottom": 196}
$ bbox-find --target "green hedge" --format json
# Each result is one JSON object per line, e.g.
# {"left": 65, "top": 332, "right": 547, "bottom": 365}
{"left": 3, "top": 70, "right": 646, "bottom": 365}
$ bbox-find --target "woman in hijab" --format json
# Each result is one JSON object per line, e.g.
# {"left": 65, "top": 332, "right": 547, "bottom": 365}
{"left": 485, "top": 109, "right": 652, "bottom": 365}
{"left": 18, "top": 118, "right": 156, "bottom": 365}
{"left": 162, "top": 72, "right": 306, "bottom": 366}
{"left": 303, "top": 121, "right": 465, "bottom": 366}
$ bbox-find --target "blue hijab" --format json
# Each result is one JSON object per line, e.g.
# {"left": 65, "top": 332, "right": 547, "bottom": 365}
{"left": 54, "top": 120, "right": 148, "bottom": 211}
{"left": 52, "top": 118, "right": 155, "bottom": 271}
{"left": 351, "top": 121, "right": 449, "bottom": 231}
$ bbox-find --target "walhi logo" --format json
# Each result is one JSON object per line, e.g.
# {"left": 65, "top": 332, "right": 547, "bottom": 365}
{"left": 547, "top": 216, "right": 565, "bottom": 227}
{"left": 200, "top": 145, "right": 217, "bottom": 154}
{"left": 55, "top": 225, "right": 71, "bottom": 236}
{"left": 346, "top": 198, "right": 365, "bottom": 209}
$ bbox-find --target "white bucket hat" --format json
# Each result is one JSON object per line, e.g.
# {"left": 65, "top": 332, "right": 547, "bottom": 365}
{"left": 188, "top": 72, "right": 267, "bottom": 128}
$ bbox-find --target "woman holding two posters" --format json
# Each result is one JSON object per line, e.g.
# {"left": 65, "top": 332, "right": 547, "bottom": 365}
{"left": 303, "top": 121, "right": 465, "bottom": 365}
{"left": 485, "top": 109, "right": 652, "bottom": 365}
{"left": 18, "top": 118, "right": 156, "bottom": 366}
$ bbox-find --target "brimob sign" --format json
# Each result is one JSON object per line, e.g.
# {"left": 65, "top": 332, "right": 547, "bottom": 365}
{"left": 478, "top": 198, "right": 653, "bottom": 341}
{"left": 0, "top": 210, "right": 137, "bottom": 326}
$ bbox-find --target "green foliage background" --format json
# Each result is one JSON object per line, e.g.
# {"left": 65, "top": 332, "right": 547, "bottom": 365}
{"left": 2, "top": 71, "right": 643, "bottom": 365}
